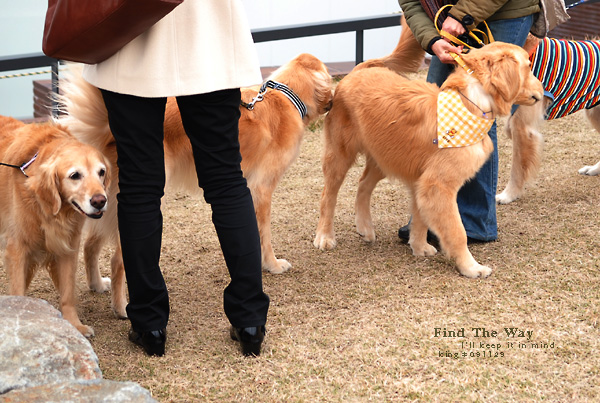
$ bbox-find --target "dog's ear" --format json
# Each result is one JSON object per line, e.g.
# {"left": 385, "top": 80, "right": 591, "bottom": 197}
{"left": 469, "top": 51, "right": 520, "bottom": 116}
{"left": 27, "top": 161, "right": 62, "bottom": 216}
{"left": 463, "top": 47, "right": 521, "bottom": 115}
{"left": 101, "top": 154, "right": 112, "bottom": 190}
{"left": 489, "top": 54, "right": 521, "bottom": 107}
{"left": 317, "top": 86, "right": 334, "bottom": 114}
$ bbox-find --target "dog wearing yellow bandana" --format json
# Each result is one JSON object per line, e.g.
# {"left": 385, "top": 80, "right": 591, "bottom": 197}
{"left": 436, "top": 89, "right": 495, "bottom": 148}
{"left": 362, "top": 18, "right": 600, "bottom": 205}
{"left": 314, "top": 42, "right": 543, "bottom": 278}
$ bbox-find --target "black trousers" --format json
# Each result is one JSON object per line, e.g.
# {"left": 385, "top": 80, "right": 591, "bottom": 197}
{"left": 100, "top": 88, "right": 269, "bottom": 332}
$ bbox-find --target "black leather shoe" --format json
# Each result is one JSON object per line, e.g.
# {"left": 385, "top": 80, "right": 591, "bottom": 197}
{"left": 129, "top": 327, "right": 166, "bottom": 357}
{"left": 230, "top": 326, "right": 265, "bottom": 357}
{"left": 398, "top": 224, "right": 492, "bottom": 245}
{"left": 397, "top": 224, "right": 439, "bottom": 246}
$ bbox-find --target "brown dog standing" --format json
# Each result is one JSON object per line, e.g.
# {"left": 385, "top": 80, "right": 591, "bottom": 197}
{"left": 0, "top": 116, "right": 110, "bottom": 337}
{"left": 314, "top": 42, "right": 543, "bottom": 278}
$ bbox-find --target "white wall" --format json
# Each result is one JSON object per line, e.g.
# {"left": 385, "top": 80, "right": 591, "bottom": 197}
{"left": 0, "top": 0, "right": 402, "bottom": 119}
{"left": 0, "top": 0, "right": 48, "bottom": 119}
{"left": 242, "top": 0, "right": 402, "bottom": 66}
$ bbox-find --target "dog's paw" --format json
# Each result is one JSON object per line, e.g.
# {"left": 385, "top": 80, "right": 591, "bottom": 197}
{"left": 410, "top": 243, "right": 437, "bottom": 257}
{"left": 459, "top": 263, "right": 492, "bottom": 279}
{"left": 495, "top": 191, "right": 517, "bottom": 205}
{"left": 355, "top": 219, "right": 376, "bottom": 242}
{"left": 356, "top": 227, "right": 376, "bottom": 242}
{"left": 579, "top": 162, "right": 600, "bottom": 176}
{"left": 112, "top": 307, "right": 128, "bottom": 320}
{"left": 112, "top": 293, "right": 128, "bottom": 319}
{"left": 265, "top": 259, "right": 292, "bottom": 274}
{"left": 89, "top": 277, "right": 111, "bottom": 293}
{"left": 314, "top": 233, "right": 337, "bottom": 250}
{"left": 77, "top": 324, "right": 95, "bottom": 338}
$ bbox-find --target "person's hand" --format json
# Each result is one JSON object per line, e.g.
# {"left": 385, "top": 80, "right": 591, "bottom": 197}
{"left": 441, "top": 16, "right": 466, "bottom": 37}
{"left": 433, "top": 16, "right": 467, "bottom": 64}
{"left": 431, "top": 39, "right": 463, "bottom": 64}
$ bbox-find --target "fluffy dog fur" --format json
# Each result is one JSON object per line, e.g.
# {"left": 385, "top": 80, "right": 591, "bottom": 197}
{"left": 496, "top": 35, "right": 600, "bottom": 203}
{"left": 0, "top": 116, "right": 110, "bottom": 337}
{"left": 57, "top": 54, "right": 333, "bottom": 318}
{"left": 313, "top": 42, "right": 543, "bottom": 278}
{"left": 380, "top": 20, "right": 600, "bottom": 204}
{"left": 352, "top": 16, "right": 427, "bottom": 74}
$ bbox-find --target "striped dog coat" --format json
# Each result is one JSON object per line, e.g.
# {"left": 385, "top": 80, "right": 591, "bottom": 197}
{"left": 531, "top": 37, "right": 600, "bottom": 120}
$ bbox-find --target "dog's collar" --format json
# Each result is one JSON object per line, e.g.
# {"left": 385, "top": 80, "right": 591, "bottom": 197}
{"left": 0, "top": 151, "right": 39, "bottom": 177}
{"left": 241, "top": 80, "right": 308, "bottom": 119}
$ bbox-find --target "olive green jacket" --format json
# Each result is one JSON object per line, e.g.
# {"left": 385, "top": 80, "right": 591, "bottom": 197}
{"left": 398, "top": 0, "right": 540, "bottom": 53}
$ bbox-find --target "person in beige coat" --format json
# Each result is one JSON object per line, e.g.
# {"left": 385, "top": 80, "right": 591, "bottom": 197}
{"left": 83, "top": 0, "right": 270, "bottom": 357}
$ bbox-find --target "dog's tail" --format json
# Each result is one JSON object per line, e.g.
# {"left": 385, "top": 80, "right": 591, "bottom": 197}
{"left": 54, "top": 64, "right": 114, "bottom": 151}
{"left": 352, "top": 15, "right": 426, "bottom": 74}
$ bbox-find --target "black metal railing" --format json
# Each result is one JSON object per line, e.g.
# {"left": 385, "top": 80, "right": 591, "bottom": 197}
{"left": 0, "top": 13, "right": 402, "bottom": 118}
{"left": 251, "top": 14, "right": 401, "bottom": 64}
{"left": 0, "top": 53, "right": 61, "bottom": 116}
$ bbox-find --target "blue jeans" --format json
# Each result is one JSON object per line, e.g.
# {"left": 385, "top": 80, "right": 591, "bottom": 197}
{"left": 427, "top": 15, "right": 534, "bottom": 241}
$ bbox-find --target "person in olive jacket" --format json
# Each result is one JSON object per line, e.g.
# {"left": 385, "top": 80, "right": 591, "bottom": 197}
{"left": 397, "top": 0, "right": 541, "bottom": 244}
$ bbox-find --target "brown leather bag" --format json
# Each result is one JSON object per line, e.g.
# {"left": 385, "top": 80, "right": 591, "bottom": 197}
{"left": 42, "top": 0, "right": 184, "bottom": 64}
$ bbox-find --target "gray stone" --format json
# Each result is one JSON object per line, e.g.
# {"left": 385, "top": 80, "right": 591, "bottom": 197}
{"left": 0, "top": 296, "right": 156, "bottom": 402}
{"left": 0, "top": 296, "right": 101, "bottom": 394}
{"left": 0, "top": 379, "right": 158, "bottom": 402}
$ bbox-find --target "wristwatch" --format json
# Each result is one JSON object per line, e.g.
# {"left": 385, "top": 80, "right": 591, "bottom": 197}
{"left": 461, "top": 14, "right": 475, "bottom": 27}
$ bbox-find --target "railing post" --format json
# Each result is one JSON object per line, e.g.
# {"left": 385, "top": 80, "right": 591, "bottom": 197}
{"left": 51, "top": 59, "right": 60, "bottom": 118}
{"left": 355, "top": 29, "right": 364, "bottom": 64}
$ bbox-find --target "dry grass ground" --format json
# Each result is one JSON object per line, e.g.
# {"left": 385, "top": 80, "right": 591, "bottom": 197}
{"left": 2, "top": 70, "right": 600, "bottom": 402}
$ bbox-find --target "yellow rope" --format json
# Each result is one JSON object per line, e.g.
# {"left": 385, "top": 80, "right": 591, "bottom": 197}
{"left": 0, "top": 69, "right": 57, "bottom": 80}
{"left": 434, "top": 4, "right": 494, "bottom": 50}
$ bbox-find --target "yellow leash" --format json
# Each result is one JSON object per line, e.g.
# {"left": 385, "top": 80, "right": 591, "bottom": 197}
{"left": 448, "top": 51, "right": 473, "bottom": 74}
{"left": 433, "top": 4, "right": 495, "bottom": 75}
{"left": 434, "top": 5, "right": 495, "bottom": 50}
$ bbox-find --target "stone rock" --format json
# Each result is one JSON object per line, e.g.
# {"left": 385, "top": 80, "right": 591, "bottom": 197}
{"left": 0, "top": 379, "right": 158, "bottom": 402}
{"left": 0, "top": 296, "right": 156, "bottom": 402}
{"left": 0, "top": 296, "right": 101, "bottom": 394}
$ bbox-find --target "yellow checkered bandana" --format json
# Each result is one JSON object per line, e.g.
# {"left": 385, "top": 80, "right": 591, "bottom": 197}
{"left": 436, "top": 89, "right": 494, "bottom": 148}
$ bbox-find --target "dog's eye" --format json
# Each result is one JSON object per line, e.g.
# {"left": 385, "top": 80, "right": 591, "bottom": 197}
{"left": 69, "top": 172, "right": 81, "bottom": 180}
{"left": 98, "top": 168, "right": 106, "bottom": 177}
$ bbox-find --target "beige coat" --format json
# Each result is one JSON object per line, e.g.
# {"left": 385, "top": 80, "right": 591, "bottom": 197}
{"left": 83, "top": 0, "right": 262, "bottom": 98}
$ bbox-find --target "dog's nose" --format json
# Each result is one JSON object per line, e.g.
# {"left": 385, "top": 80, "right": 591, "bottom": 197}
{"left": 90, "top": 194, "right": 107, "bottom": 210}
{"left": 532, "top": 89, "right": 545, "bottom": 103}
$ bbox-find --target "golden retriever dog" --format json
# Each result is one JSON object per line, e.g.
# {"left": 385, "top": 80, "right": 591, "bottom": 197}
{"left": 377, "top": 19, "right": 600, "bottom": 204}
{"left": 495, "top": 35, "right": 600, "bottom": 204}
{"left": 0, "top": 116, "right": 110, "bottom": 337}
{"left": 56, "top": 53, "right": 333, "bottom": 318}
{"left": 313, "top": 42, "right": 544, "bottom": 278}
